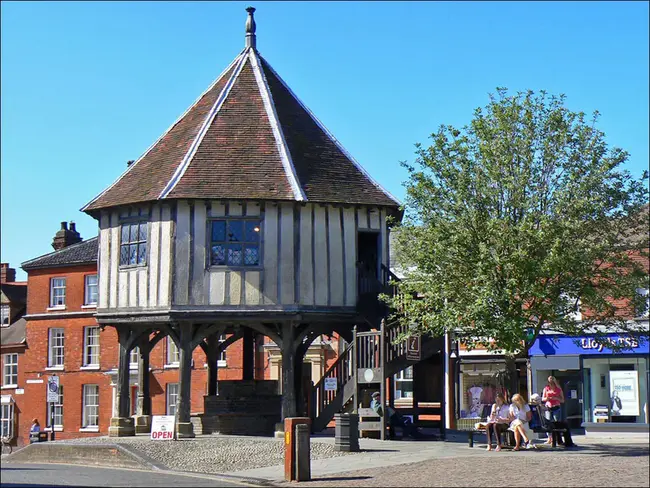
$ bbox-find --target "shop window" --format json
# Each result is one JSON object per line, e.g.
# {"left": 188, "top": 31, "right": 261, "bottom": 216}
{"left": 394, "top": 366, "right": 413, "bottom": 399}
{"left": 459, "top": 362, "right": 509, "bottom": 419}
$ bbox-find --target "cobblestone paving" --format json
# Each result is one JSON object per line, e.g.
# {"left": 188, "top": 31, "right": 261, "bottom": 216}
{"left": 284, "top": 443, "right": 650, "bottom": 487}
{"left": 54, "top": 435, "right": 350, "bottom": 475}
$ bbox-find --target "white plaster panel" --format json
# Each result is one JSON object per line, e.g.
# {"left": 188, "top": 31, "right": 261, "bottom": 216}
{"left": 343, "top": 207, "right": 357, "bottom": 307}
{"left": 263, "top": 204, "right": 278, "bottom": 304}
{"left": 313, "top": 205, "right": 328, "bottom": 306}
{"left": 299, "top": 204, "right": 314, "bottom": 305}
{"left": 280, "top": 203, "right": 294, "bottom": 304}
{"left": 174, "top": 200, "right": 191, "bottom": 305}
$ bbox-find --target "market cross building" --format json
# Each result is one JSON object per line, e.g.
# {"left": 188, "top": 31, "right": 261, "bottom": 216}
{"left": 81, "top": 7, "right": 402, "bottom": 438}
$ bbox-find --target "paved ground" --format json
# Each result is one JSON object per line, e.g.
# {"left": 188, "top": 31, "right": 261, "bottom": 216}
{"left": 272, "top": 442, "right": 650, "bottom": 487}
{"left": 0, "top": 463, "right": 264, "bottom": 487}
{"left": 230, "top": 434, "right": 649, "bottom": 487}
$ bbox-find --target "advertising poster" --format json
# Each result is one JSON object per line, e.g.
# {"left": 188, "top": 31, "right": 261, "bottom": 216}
{"left": 609, "top": 371, "right": 639, "bottom": 417}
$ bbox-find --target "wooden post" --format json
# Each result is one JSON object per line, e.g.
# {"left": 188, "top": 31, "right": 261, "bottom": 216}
{"left": 206, "top": 334, "right": 218, "bottom": 396}
{"left": 242, "top": 328, "right": 255, "bottom": 381}
{"left": 281, "top": 322, "right": 298, "bottom": 419}
{"left": 116, "top": 328, "right": 131, "bottom": 420}
{"left": 379, "top": 319, "right": 386, "bottom": 440}
{"left": 352, "top": 325, "right": 358, "bottom": 413}
{"left": 176, "top": 323, "right": 194, "bottom": 438}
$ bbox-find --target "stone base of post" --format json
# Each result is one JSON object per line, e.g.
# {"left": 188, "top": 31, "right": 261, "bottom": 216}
{"left": 134, "top": 415, "right": 152, "bottom": 434}
{"left": 176, "top": 421, "right": 195, "bottom": 438}
{"left": 108, "top": 417, "right": 135, "bottom": 437}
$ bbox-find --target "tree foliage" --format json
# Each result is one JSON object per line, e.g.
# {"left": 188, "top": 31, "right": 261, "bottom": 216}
{"left": 389, "top": 88, "right": 649, "bottom": 356}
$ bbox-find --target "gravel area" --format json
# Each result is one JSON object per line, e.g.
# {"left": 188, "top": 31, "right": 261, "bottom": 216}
{"left": 285, "top": 443, "right": 650, "bottom": 487}
{"left": 53, "top": 435, "right": 351, "bottom": 475}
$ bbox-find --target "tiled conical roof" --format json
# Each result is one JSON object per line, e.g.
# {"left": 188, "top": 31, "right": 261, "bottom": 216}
{"left": 82, "top": 8, "right": 399, "bottom": 213}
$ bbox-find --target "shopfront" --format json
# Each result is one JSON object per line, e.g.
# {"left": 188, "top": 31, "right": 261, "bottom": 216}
{"left": 451, "top": 348, "right": 528, "bottom": 428}
{"left": 530, "top": 333, "right": 649, "bottom": 430}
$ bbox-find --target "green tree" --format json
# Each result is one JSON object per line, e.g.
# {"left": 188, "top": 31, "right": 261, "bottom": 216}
{"left": 390, "top": 88, "right": 649, "bottom": 362}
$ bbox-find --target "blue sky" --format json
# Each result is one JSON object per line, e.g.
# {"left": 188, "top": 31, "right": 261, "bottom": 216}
{"left": 1, "top": 1, "right": 648, "bottom": 280}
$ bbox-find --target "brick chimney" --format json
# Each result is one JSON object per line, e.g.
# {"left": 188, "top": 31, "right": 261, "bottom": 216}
{"left": 0, "top": 263, "right": 16, "bottom": 283}
{"left": 52, "top": 221, "right": 83, "bottom": 251}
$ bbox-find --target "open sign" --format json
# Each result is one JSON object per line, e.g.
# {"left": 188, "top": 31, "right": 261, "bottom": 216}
{"left": 150, "top": 415, "right": 175, "bottom": 441}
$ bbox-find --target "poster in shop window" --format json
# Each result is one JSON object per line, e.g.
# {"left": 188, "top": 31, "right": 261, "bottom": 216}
{"left": 609, "top": 371, "right": 639, "bottom": 417}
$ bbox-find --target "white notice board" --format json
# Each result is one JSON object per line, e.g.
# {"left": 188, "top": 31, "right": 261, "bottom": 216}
{"left": 150, "top": 415, "right": 175, "bottom": 440}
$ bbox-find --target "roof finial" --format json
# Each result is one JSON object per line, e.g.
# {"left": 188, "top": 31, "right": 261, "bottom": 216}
{"left": 245, "top": 6, "right": 256, "bottom": 49}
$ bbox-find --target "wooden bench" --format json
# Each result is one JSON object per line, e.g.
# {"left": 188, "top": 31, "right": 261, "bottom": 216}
{"left": 358, "top": 407, "right": 383, "bottom": 438}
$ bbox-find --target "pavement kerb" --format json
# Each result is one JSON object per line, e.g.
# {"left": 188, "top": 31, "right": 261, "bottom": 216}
{"left": 3, "top": 458, "right": 277, "bottom": 487}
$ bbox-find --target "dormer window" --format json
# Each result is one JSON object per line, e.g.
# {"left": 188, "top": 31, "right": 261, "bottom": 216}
{"left": 210, "top": 219, "right": 261, "bottom": 267}
{"left": 636, "top": 288, "right": 649, "bottom": 318}
{"left": 120, "top": 222, "right": 148, "bottom": 267}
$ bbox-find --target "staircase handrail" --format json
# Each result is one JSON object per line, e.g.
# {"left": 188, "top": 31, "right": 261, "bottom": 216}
{"left": 311, "top": 341, "right": 355, "bottom": 420}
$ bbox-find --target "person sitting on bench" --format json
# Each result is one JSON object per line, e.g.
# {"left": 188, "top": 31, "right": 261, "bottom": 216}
{"left": 530, "top": 394, "right": 576, "bottom": 448}
{"left": 370, "top": 392, "right": 417, "bottom": 439}
{"left": 486, "top": 392, "right": 510, "bottom": 451}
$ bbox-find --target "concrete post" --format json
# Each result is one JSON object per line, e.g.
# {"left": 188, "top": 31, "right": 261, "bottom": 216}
{"left": 295, "top": 423, "right": 311, "bottom": 481}
{"left": 284, "top": 417, "right": 311, "bottom": 481}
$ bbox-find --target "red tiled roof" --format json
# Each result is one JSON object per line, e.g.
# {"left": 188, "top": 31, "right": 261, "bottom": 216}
{"left": 83, "top": 44, "right": 399, "bottom": 213}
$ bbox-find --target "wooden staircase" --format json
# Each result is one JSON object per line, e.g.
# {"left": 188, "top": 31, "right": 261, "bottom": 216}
{"left": 309, "top": 265, "right": 443, "bottom": 434}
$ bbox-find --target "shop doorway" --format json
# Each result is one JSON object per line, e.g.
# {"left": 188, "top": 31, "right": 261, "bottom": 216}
{"left": 561, "top": 373, "right": 583, "bottom": 429}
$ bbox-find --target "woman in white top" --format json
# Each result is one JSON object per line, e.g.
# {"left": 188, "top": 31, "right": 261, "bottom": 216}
{"left": 508, "top": 394, "right": 535, "bottom": 451}
{"left": 486, "top": 393, "right": 510, "bottom": 451}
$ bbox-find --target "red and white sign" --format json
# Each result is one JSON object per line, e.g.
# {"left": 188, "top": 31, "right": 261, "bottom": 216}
{"left": 150, "top": 415, "right": 175, "bottom": 440}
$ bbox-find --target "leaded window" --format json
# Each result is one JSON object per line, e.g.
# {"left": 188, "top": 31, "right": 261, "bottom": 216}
{"left": 119, "top": 222, "right": 148, "bottom": 266}
{"left": 210, "top": 219, "right": 261, "bottom": 267}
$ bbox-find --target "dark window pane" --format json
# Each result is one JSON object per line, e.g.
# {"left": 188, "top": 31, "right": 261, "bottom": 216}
{"left": 245, "top": 221, "right": 261, "bottom": 242}
{"left": 212, "top": 221, "right": 226, "bottom": 242}
{"left": 137, "top": 244, "right": 147, "bottom": 264}
{"left": 211, "top": 245, "right": 226, "bottom": 265}
{"left": 129, "top": 244, "right": 138, "bottom": 265}
{"left": 244, "top": 245, "right": 259, "bottom": 266}
{"left": 121, "top": 225, "right": 130, "bottom": 243}
{"left": 227, "top": 221, "right": 243, "bottom": 242}
{"left": 228, "top": 244, "right": 242, "bottom": 265}
{"left": 138, "top": 223, "right": 147, "bottom": 241}
{"left": 129, "top": 224, "right": 139, "bottom": 242}
{"left": 120, "top": 245, "right": 129, "bottom": 265}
